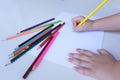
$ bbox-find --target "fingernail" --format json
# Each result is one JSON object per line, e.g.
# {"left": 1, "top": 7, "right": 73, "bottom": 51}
{"left": 74, "top": 66, "right": 79, "bottom": 70}
{"left": 69, "top": 53, "right": 74, "bottom": 57}
{"left": 68, "top": 58, "right": 73, "bottom": 62}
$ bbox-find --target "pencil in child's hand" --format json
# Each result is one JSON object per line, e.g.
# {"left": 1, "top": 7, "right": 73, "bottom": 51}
{"left": 77, "top": 0, "right": 108, "bottom": 27}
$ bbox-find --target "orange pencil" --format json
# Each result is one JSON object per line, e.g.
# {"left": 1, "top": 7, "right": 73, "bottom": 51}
{"left": 9, "top": 46, "right": 29, "bottom": 58}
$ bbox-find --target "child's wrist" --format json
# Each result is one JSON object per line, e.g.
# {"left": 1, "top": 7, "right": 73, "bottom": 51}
{"left": 92, "top": 20, "right": 101, "bottom": 31}
{"left": 87, "top": 20, "right": 97, "bottom": 31}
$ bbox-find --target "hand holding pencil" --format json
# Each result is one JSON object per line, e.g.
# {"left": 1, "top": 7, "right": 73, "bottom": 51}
{"left": 73, "top": 0, "right": 108, "bottom": 32}
{"left": 72, "top": 16, "right": 94, "bottom": 32}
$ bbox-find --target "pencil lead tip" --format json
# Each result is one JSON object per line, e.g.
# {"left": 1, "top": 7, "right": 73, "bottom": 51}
{"left": 32, "top": 66, "right": 36, "bottom": 71}
{"left": 16, "top": 32, "right": 19, "bottom": 34}
{"left": 37, "top": 47, "right": 41, "bottom": 50}
{"left": 5, "top": 64, "right": 8, "bottom": 66}
{"left": 8, "top": 54, "right": 12, "bottom": 56}
{"left": 9, "top": 56, "right": 13, "bottom": 59}
{"left": 1, "top": 39, "right": 5, "bottom": 41}
{"left": 5, "top": 62, "right": 11, "bottom": 66}
{"left": 37, "top": 47, "right": 40, "bottom": 50}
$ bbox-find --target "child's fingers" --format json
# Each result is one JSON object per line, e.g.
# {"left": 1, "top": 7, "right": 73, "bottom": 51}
{"left": 73, "top": 27, "right": 81, "bottom": 32}
{"left": 71, "top": 16, "right": 85, "bottom": 27}
{"left": 74, "top": 66, "right": 94, "bottom": 78}
{"left": 71, "top": 21, "right": 77, "bottom": 28}
{"left": 69, "top": 53, "right": 91, "bottom": 62}
{"left": 68, "top": 58, "right": 92, "bottom": 68}
{"left": 76, "top": 48, "right": 97, "bottom": 57}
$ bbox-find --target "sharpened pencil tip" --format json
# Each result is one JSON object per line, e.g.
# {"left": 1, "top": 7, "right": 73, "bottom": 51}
{"left": 8, "top": 54, "right": 12, "bottom": 56}
{"left": 8, "top": 53, "right": 14, "bottom": 57}
{"left": 37, "top": 47, "right": 41, "bottom": 50}
{"left": 5, "top": 62, "right": 11, "bottom": 66}
{"left": 5, "top": 64, "right": 8, "bottom": 66}
{"left": 9, "top": 56, "right": 13, "bottom": 59}
{"left": 1, "top": 39, "right": 5, "bottom": 41}
{"left": 8, "top": 54, "right": 13, "bottom": 58}
{"left": 32, "top": 66, "right": 36, "bottom": 71}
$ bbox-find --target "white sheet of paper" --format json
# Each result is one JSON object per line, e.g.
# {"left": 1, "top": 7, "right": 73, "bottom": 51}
{"left": 44, "top": 12, "right": 104, "bottom": 68}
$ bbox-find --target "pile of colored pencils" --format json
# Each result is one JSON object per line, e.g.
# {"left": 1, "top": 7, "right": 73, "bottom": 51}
{"left": 5, "top": 18, "right": 65, "bottom": 79}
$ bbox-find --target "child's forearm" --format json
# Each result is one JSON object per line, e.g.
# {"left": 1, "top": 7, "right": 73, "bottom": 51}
{"left": 92, "top": 13, "right": 120, "bottom": 31}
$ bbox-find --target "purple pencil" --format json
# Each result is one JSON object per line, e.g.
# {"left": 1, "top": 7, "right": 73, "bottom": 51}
{"left": 19, "top": 18, "right": 55, "bottom": 33}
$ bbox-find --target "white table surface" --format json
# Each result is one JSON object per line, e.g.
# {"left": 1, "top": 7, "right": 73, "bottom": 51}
{"left": 0, "top": 0, "right": 120, "bottom": 80}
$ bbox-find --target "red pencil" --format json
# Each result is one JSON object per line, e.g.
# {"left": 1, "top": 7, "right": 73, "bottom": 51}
{"left": 37, "top": 22, "right": 65, "bottom": 50}
{"left": 37, "top": 36, "right": 53, "bottom": 50}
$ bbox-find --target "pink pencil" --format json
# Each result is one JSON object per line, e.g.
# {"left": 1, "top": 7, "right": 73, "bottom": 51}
{"left": 32, "top": 32, "right": 59, "bottom": 70}
{"left": 3, "top": 27, "right": 47, "bottom": 40}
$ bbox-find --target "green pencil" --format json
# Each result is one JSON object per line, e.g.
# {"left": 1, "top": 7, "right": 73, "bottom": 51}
{"left": 30, "top": 20, "right": 62, "bottom": 30}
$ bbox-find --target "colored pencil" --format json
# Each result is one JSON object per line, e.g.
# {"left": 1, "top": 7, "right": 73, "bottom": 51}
{"left": 12, "top": 25, "right": 54, "bottom": 53}
{"left": 29, "top": 20, "right": 62, "bottom": 31}
{"left": 77, "top": 0, "right": 108, "bottom": 27}
{"left": 22, "top": 37, "right": 52, "bottom": 79}
{"left": 5, "top": 31, "right": 52, "bottom": 66}
{"left": 9, "top": 28, "right": 52, "bottom": 58}
{"left": 6, "top": 23, "right": 65, "bottom": 64}
{"left": 37, "top": 22, "right": 65, "bottom": 50}
{"left": 3, "top": 20, "right": 61, "bottom": 41}
{"left": 17, "top": 26, "right": 50, "bottom": 48}
{"left": 32, "top": 32, "right": 59, "bottom": 70}
{"left": 37, "top": 36, "right": 53, "bottom": 50}
{"left": 19, "top": 18, "right": 55, "bottom": 33}
{"left": 3, "top": 27, "right": 45, "bottom": 41}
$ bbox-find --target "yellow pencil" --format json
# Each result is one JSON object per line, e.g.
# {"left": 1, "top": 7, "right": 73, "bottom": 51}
{"left": 77, "top": 0, "right": 108, "bottom": 27}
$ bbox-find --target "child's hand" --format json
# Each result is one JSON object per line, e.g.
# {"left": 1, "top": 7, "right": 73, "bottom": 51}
{"left": 71, "top": 16, "right": 94, "bottom": 32}
{"left": 68, "top": 49, "right": 117, "bottom": 80}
